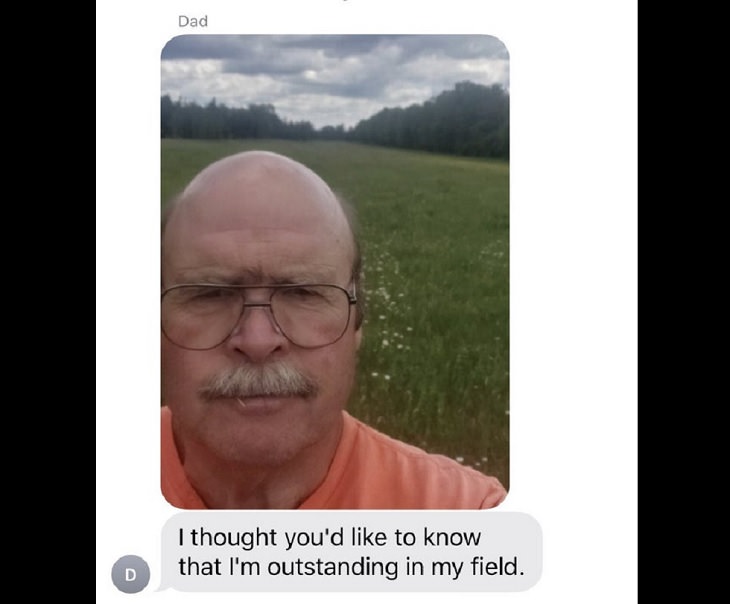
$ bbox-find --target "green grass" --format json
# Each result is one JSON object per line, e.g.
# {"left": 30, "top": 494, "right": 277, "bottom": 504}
{"left": 161, "top": 139, "right": 510, "bottom": 490}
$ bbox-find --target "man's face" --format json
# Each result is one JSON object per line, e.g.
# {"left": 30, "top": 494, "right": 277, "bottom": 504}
{"left": 161, "top": 155, "right": 362, "bottom": 467}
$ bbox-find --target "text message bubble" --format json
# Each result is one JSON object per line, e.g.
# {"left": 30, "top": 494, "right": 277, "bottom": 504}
{"left": 160, "top": 511, "right": 541, "bottom": 592}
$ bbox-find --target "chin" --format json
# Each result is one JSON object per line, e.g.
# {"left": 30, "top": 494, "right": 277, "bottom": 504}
{"left": 221, "top": 441, "right": 307, "bottom": 467}
{"left": 209, "top": 425, "right": 318, "bottom": 468}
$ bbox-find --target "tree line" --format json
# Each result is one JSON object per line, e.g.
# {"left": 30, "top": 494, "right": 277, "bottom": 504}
{"left": 161, "top": 81, "right": 509, "bottom": 159}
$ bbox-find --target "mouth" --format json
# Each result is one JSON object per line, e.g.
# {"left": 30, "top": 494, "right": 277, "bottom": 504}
{"left": 230, "top": 393, "right": 304, "bottom": 415}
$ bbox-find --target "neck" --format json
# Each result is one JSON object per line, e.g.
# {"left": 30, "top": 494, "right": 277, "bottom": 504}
{"left": 176, "top": 419, "right": 343, "bottom": 509}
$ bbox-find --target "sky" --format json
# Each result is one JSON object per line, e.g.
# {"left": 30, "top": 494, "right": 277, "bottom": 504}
{"left": 160, "top": 34, "right": 510, "bottom": 129}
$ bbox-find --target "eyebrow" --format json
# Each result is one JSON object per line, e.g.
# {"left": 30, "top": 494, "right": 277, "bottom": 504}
{"left": 176, "top": 266, "right": 341, "bottom": 286}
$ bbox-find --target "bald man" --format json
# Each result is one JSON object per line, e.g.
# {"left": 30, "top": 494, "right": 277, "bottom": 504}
{"left": 161, "top": 150, "right": 507, "bottom": 509}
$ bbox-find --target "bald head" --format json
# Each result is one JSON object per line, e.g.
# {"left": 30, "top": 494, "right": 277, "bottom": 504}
{"left": 162, "top": 150, "right": 364, "bottom": 326}
{"left": 182, "top": 150, "right": 333, "bottom": 202}
{"left": 165, "top": 151, "right": 344, "bottom": 236}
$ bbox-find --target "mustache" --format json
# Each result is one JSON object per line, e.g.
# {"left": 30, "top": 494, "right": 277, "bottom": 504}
{"left": 198, "top": 362, "right": 318, "bottom": 400}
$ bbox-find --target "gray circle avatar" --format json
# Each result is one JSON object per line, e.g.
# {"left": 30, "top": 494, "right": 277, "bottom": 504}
{"left": 111, "top": 555, "right": 150, "bottom": 593}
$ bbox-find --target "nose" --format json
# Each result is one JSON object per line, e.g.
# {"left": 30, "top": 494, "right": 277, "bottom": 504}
{"left": 225, "top": 302, "right": 288, "bottom": 362}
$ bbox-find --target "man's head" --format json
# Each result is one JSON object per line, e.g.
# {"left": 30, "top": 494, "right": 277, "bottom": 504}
{"left": 161, "top": 150, "right": 363, "bottom": 470}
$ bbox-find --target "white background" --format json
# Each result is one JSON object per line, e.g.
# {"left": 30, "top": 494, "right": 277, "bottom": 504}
{"left": 96, "top": 1, "right": 638, "bottom": 602}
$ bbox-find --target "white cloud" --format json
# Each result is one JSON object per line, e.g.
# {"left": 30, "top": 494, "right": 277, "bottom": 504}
{"left": 160, "top": 35, "right": 510, "bottom": 129}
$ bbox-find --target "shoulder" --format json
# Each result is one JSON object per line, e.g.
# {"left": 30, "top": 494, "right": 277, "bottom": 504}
{"left": 342, "top": 413, "right": 507, "bottom": 509}
{"left": 160, "top": 405, "right": 207, "bottom": 509}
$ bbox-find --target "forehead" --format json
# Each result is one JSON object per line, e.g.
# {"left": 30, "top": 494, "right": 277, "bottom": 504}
{"left": 162, "top": 158, "right": 354, "bottom": 284}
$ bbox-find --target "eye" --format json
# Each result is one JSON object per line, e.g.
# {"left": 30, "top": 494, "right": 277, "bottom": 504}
{"left": 282, "top": 286, "right": 320, "bottom": 299}
{"left": 187, "top": 286, "right": 237, "bottom": 301}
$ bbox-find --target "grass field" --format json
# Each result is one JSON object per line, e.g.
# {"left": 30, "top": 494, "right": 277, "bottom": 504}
{"left": 161, "top": 139, "right": 510, "bottom": 490}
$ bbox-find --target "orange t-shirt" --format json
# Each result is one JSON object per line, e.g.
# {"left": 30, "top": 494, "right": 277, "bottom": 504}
{"left": 161, "top": 406, "right": 506, "bottom": 509}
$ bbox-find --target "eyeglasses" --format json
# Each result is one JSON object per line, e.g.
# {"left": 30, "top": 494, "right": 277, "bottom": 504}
{"left": 161, "top": 283, "right": 357, "bottom": 350}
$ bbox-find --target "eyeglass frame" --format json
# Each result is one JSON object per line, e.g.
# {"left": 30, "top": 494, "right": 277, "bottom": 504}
{"left": 161, "top": 282, "right": 358, "bottom": 351}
